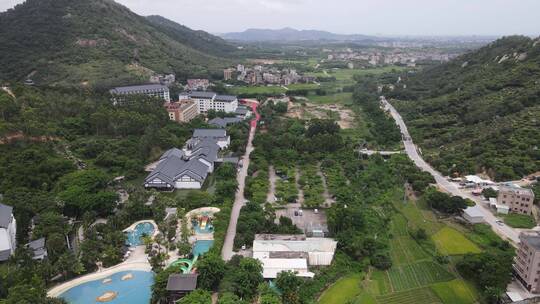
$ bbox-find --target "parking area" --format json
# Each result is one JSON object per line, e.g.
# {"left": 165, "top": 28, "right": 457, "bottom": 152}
{"left": 275, "top": 203, "right": 329, "bottom": 236}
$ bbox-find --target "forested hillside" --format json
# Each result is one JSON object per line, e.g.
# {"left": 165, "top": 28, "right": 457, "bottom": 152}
{"left": 0, "top": 0, "right": 235, "bottom": 88}
{"left": 389, "top": 36, "right": 540, "bottom": 180}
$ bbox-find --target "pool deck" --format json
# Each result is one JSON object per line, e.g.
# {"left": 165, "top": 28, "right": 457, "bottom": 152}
{"left": 48, "top": 246, "right": 151, "bottom": 298}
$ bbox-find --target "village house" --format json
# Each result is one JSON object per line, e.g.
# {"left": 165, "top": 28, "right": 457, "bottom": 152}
{"left": 497, "top": 184, "right": 535, "bottom": 215}
{"left": 0, "top": 203, "right": 16, "bottom": 262}
{"left": 26, "top": 237, "right": 48, "bottom": 260}
{"left": 166, "top": 274, "right": 198, "bottom": 303}
{"left": 514, "top": 232, "right": 540, "bottom": 293}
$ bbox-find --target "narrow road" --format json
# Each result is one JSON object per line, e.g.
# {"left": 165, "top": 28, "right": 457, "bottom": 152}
{"left": 317, "top": 162, "right": 335, "bottom": 207}
{"left": 381, "top": 96, "right": 520, "bottom": 245}
{"left": 222, "top": 101, "right": 260, "bottom": 261}
{"left": 267, "top": 165, "right": 277, "bottom": 203}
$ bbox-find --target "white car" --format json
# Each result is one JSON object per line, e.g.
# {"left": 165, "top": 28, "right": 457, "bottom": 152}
{"left": 495, "top": 220, "right": 504, "bottom": 226}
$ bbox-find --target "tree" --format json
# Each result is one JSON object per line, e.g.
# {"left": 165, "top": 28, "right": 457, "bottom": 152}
{"left": 482, "top": 188, "right": 498, "bottom": 199}
{"left": 275, "top": 271, "right": 302, "bottom": 304}
{"left": 218, "top": 292, "right": 248, "bottom": 304}
{"left": 196, "top": 253, "right": 226, "bottom": 290}
{"left": 228, "top": 258, "right": 264, "bottom": 300}
{"left": 177, "top": 289, "right": 212, "bottom": 304}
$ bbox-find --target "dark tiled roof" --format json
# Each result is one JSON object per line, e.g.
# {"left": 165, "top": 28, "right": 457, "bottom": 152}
{"left": 193, "top": 129, "right": 227, "bottom": 138}
{"left": 189, "top": 91, "right": 216, "bottom": 99}
{"left": 110, "top": 84, "right": 169, "bottom": 94}
{"left": 166, "top": 274, "right": 198, "bottom": 291}
{"left": 208, "top": 117, "right": 243, "bottom": 128}
{"left": 0, "top": 203, "right": 13, "bottom": 228}
{"left": 215, "top": 95, "right": 237, "bottom": 102}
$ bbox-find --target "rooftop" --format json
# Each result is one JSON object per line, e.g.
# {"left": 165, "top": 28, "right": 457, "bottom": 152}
{"left": 215, "top": 95, "right": 238, "bottom": 102}
{"left": 189, "top": 91, "right": 216, "bottom": 99}
{"left": 253, "top": 234, "right": 337, "bottom": 253}
{"left": 166, "top": 274, "right": 198, "bottom": 291}
{"left": 500, "top": 185, "right": 535, "bottom": 197}
{"left": 0, "top": 203, "right": 13, "bottom": 228}
{"left": 110, "top": 84, "right": 169, "bottom": 94}
{"left": 463, "top": 205, "right": 484, "bottom": 218}
{"left": 521, "top": 233, "right": 540, "bottom": 250}
{"left": 193, "top": 129, "right": 227, "bottom": 138}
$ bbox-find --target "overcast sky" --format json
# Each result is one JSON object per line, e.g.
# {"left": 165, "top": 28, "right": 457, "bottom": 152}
{"left": 1, "top": 0, "right": 540, "bottom": 36}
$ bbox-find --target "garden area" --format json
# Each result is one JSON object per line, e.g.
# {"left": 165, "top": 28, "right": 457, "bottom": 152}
{"left": 502, "top": 213, "right": 537, "bottom": 228}
{"left": 298, "top": 164, "right": 325, "bottom": 208}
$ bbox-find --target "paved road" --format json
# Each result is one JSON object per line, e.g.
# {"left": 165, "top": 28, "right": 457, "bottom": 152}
{"left": 222, "top": 102, "right": 260, "bottom": 261}
{"left": 381, "top": 97, "right": 521, "bottom": 245}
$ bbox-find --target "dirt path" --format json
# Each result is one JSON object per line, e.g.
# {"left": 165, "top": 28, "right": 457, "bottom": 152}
{"left": 267, "top": 165, "right": 277, "bottom": 203}
{"left": 1, "top": 86, "right": 15, "bottom": 98}
{"left": 317, "top": 163, "right": 335, "bottom": 208}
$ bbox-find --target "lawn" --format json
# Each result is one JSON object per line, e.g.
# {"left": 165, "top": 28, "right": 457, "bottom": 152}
{"left": 431, "top": 227, "right": 481, "bottom": 255}
{"left": 318, "top": 274, "right": 363, "bottom": 304}
{"left": 503, "top": 213, "right": 537, "bottom": 228}
{"left": 431, "top": 279, "right": 478, "bottom": 304}
{"left": 229, "top": 85, "right": 286, "bottom": 96}
{"left": 387, "top": 261, "right": 454, "bottom": 292}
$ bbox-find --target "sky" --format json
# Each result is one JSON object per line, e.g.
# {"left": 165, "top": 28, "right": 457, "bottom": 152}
{"left": 1, "top": 0, "right": 540, "bottom": 36}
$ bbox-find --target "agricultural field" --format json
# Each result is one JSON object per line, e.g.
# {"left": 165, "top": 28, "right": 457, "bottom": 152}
{"left": 318, "top": 274, "right": 363, "bottom": 304}
{"left": 376, "top": 287, "right": 442, "bottom": 304}
{"left": 431, "top": 280, "right": 478, "bottom": 304}
{"left": 274, "top": 165, "right": 298, "bottom": 204}
{"left": 387, "top": 261, "right": 454, "bottom": 292}
{"left": 298, "top": 164, "right": 325, "bottom": 207}
{"left": 431, "top": 227, "right": 481, "bottom": 255}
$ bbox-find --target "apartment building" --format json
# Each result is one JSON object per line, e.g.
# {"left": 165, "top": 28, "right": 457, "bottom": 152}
{"left": 223, "top": 69, "right": 233, "bottom": 81}
{"left": 497, "top": 185, "right": 535, "bottom": 215}
{"left": 110, "top": 84, "right": 171, "bottom": 102}
{"left": 178, "top": 92, "right": 238, "bottom": 114}
{"left": 514, "top": 232, "right": 540, "bottom": 292}
{"left": 165, "top": 101, "right": 199, "bottom": 123}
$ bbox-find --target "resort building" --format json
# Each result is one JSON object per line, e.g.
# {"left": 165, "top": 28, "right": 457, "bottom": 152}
{"left": 235, "top": 105, "right": 252, "bottom": 119}
{"left": 514, "top": 232, "right": 540, "bottom": 293}
{"left": 166, "top": 274, "right": 198, "bottom": 303}
{"left": 165, "top": 101, "right": 199, "bottom": 123}
{"left": 253, "top": 234, "right": 337, "bottom": 279}
{"left": 497, "top": 185, "right": 535, "bottom": 215}
{"left": 144, "top": 129, "right": 228, "bottom": 190}
{"left": 208, "top": 117, "right": 243, "bottom": 128}
{"left": 26, "top": 237, "right": 48, "bottom": 260}
{"left": 110, "top": 84, "right": 171, "bottom": 102}
{"left": 178, "top": 92, "right": 238, "bottom": 114}
{"left": 0, "top": 203, "right": 16, "bottom": 262}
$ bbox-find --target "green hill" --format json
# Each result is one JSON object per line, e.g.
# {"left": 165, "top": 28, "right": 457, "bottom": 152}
{"left": 0, "top": 0, "right": 235, "bottom": 88}
{"left": 389, "top": 36, "right": 540, "bottom": 180}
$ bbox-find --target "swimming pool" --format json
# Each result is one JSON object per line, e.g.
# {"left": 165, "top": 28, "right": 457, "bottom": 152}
{"left": 59, "top": 270, "right": 153, "bottom": 304}
{"left": 194, "top": 222, "right": 214, "bottom": 234}
{"left": 192, "top": 240, "right": 214, "bottom": 256}
{"left": 126, "top": 222, "right": 155, "bottom": 247}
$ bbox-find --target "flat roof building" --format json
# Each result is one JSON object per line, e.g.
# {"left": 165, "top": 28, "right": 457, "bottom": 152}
{"left": 498, "top": 185, "right": 535, "bottom": 215}
{"left": 110, "top": 84, "right": 171, "bottom": 102}
{"left": 165, "top": 101, "right": 199, "bottom": 123}
{"left": 514, "top": 232, "right": 540, "bottom": 293}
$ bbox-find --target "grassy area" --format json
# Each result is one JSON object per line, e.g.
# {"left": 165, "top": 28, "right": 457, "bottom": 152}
{"left": 431, "top": 227, "right": 482, "bottom": 255}
{"left": 229, "top": 85, "right": 286, "bottom": 96}
{"left": 288, "top": 83, "right": 320, "bottom": 90}
{"left": 318, "top": 274, "right": 363, "bottom": 304}
{"left": 307, "top": 92, "right": 353, "bottom": 105}
{"left": 431, "top": 280, "right": 478, "bottom": 304}
{"left": 387, "top": 261, "right": 454, "bottom": 292}
{"left": 376, "top": 287, "right": 442, "bottom": 304}
{"left": 503, "top": 213, "right": 537, "bottom": 228}
{"left": 298, "top": 164, "right": 325, "bottom": 208}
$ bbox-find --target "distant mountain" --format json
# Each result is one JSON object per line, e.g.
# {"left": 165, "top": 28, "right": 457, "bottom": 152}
{"left": 220, "top": 27, "right": 380, "bottom": 42}
{"left": 0, "top": 0, "right": 235, "bottom": 88}
{"left": 389, "top": 36, "right": 540, "bottom": 180}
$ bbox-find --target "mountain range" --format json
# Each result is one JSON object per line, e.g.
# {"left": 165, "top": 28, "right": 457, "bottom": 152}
{"left": 220, "top": 27, "right": 380, "bottom": 42}
{"left": 0, "top": 0, "right": 235, "bottom": 88}
{"left": 390, "top": 35, "right": 540, "bottom": 180}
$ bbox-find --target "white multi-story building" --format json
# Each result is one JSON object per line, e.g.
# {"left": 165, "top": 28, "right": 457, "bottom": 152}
{"left": 179, "top": 92, "right": 238, "bottom": 114}
{"left": 0, "top": 203, "right": 16, "bottom": 262}
{"left": 110, "top": 84, "right": 171, "bottom": 102}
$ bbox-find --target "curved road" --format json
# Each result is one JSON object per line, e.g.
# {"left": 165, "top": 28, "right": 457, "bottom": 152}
{"left": 222, "top": 101, "right": 260, "bottom": 261}
{"left": 381, "top": 97, "right": 520, "bottom": 245}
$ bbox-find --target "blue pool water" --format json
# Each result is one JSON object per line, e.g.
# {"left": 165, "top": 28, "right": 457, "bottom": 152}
{"left": 60, "top": 270, "right": 154, "bottom": 304}
{"left": 194, "top": 222, "right": 214, "bottom": 234}
{"left": 126, "top": 222, "right": 155, "bottom": 247}
{"left": 192, "top": 240, "right": 214, "bottom": 256}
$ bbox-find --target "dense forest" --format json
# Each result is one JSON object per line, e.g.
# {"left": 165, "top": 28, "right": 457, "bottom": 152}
{"left": 0, "top": 0, "right": 236, "bottom": 88}
{"left": 388, "top": 36, "right": 540, "bottom": 180}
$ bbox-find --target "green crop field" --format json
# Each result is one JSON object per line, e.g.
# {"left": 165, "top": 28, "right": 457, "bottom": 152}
{"left": 432, "top": 227, "right": 481, "bottom": 255}
{"left": 431, "top": 280, "right": 478, "bottom": 304}
{"left": 318, "top": 274, "right": 363, "bottom": 304}
{"left": 503, "top": 213, "right": 537, "bottom": 228}
{"left": 229, "top": 85, "right": 286, "bottom": 95}
{"left": 390, "top": 237, "right": 431, "bottom": 265}
{"left": 376, "top": 287, "right": 443, "bottom": 304}
{"left": 369, "top": 271, "right": 392, "bottom": 295}
{"left": 387, "top": 261, "right": 454, "bottom": 291}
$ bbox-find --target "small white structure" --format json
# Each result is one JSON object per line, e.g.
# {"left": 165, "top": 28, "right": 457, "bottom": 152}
{"left": 463, "top": 205, "right": 484, "bottom": 224}
{"left": 489, "top": 198, "right": 509, "bottom": 214}
{"left": 465, "top": 175, "right": 495, "bottom": 187}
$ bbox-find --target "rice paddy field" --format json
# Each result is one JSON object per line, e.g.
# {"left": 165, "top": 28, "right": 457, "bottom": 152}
{"left": 431, "top": 227, "right": 482, "bottom": 255}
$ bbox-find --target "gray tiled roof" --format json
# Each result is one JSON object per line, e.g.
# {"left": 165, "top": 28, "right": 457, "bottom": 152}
{"left": 27, "top": 237, "right": 47, "bottom": 259}
{"left": 166, "top": 274, "right": 198, "bottom": 291}
{"left": 523, "top": 234, "right": 540, "bottom": 250}
{"left": 208, "top": 117, "right": 243, "bottom": 128}
{"left": 160, "top": 148, "right": 184, "bottom": 161}
{"left": 177, "top": 159, "right": 209, "bottom": 183}
{"left": 110, "top": 84, "right": 169, "bottom": 94}
{"left": 189, "top": 91, "right": 216, "bottom": 99}
{"left": 215, "top": 95, "right": 237, "bottom": 102}
{"left": 0, "top": 203, "right": 13, "bottom": 228}
{"left": 193, "top": 129, "right": 227, "bottom": 138}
